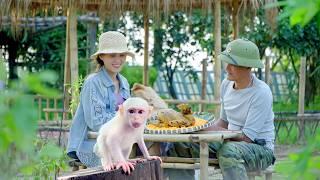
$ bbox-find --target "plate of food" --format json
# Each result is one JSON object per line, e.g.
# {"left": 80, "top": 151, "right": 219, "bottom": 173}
{"left": 144, "top": 111, "right": 215, "bottom": 134}
{"left": 131, "top": 83, "right": 215, "bottom": 134}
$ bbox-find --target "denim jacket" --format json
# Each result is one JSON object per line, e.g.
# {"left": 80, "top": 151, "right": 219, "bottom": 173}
{"left": 67, "top": 68, "right": 130, "bottom": 154}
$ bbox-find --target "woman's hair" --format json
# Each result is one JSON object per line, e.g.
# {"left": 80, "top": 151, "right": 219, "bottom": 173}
{"left": 95, "top": 56, "right": 104, "bottom": 72}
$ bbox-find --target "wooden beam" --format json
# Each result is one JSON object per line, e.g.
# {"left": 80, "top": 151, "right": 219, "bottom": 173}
{"left": 213, "top": 0, "right": 222, "bottom": 118}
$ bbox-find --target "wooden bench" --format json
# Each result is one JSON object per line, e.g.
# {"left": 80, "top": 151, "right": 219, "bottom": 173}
{"left": 247, "top": 166, "right": 274, "bottom": 180}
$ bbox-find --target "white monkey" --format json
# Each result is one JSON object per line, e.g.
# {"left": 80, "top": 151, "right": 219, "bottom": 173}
{"left": 94, "top": 97, "right": 161, "bottom": 174}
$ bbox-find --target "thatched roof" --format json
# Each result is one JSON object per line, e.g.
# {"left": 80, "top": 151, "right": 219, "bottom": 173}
{"left": 0, "top": 0, "right": 277, "bottom": 35}
{"left": 0, "top": 0, "right": 276, "bottom": 20}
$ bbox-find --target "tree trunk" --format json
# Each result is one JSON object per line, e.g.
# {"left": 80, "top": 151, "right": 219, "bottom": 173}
{"left": 167, "top": 77, "right": 177, "bottom": 99}
{"left": 8, "top": 42, "right": 18, "bottom": 80}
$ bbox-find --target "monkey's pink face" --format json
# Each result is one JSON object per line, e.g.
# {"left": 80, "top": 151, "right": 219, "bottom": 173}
{"left": 127, "top": 108, "right": 149, "bottom": 128}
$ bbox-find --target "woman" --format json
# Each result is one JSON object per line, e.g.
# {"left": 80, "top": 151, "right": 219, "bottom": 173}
{"left": 67, "top": 31, "right": 134, "bottom": 167}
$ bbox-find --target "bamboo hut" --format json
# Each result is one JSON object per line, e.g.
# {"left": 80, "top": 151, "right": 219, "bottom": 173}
{"left": 0, "top": 0, "right": 279, "bottom": 118}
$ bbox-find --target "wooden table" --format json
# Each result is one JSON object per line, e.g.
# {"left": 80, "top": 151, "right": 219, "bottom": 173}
{"left": 88, "top": 130, "right": 241, "bottom": 180}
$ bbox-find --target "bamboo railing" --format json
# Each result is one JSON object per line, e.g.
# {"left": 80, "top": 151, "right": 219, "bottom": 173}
{"left": 33, "top": 95, "right": 320, "bottom": 142}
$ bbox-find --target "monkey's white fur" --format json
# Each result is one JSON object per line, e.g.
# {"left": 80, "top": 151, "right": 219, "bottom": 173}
{"left": 93, "top": 97, "right": 161, "bottom": 173}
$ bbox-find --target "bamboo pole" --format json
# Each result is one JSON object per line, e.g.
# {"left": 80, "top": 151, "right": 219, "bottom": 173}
{"left": 161, "top": 163, "right": 200, "bottom": 169}
{"left": 298, "top": 56, "right": 306, "bottom": 142}
{"left": 45, "top": 98, "right": 49, "bottom": 121}
{"left": 63, "top": 3, "right": 78, "bottom": 120}
{"left": 232, "top": 0, "right": 239, "bottom": 39}
{"left": 88, "top": 131, "right": 241, "bottom": 142}
{"left": 200, "top": 141, "right": 209, "bottom": 180}
{"left": 201, "top": 58, "right": 208, "bottom": 112}
{"left": 54, "top": 98, "right": 58, "bottom": 120}
{"left": 143, "top": 2, "right": 149, "bottom": 86}
{"left": 87, "top": 20, "right": 97, "bottom": 73}
{"left": 265, "top": 55, "right": 271, "bottom": 85}
{"left": 214, "top": 0, "right": 221, "bottom": 118}
{"left": 38, "top": 97, "right": 42, "bottom": 121}
{"left": 161, "top": 157, "right": 218, "bottom": 164}
{"left": 164, "top": 99, "right": 220, "bottom": 105}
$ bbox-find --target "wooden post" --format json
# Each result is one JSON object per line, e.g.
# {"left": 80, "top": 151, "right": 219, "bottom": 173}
{"left": 38, "top": 97, "right": 42, "bottom": 121}
{"left": 214, "top": 0, "right": 221, "bottom": 118}
{"left": 298, "top": 56, "right": 306, "bottom": 142}
{"left": 63, "top": 4, "right": 78, "bottom": 120}
{"left": 265, "top": 55, "right": 271, "bottom": 85}
{"left": 200, "top": 141, "right": 209, "bottom": 180}
{"left": 232, "top": 0, "right": 239, "bottom": 39}
{"left": 143, "top": 5, "right": 149, "bottom": 86}
{"left": 201, "top": 58, "right": 208, "bottom": 112}
{"left": 87, "top": 20, "right": 97, "bottom": 73}
{"left": 45, "top": 98, "right": 49, "bottom": 121}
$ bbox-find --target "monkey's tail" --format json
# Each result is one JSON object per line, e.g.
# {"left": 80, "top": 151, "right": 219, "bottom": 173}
{"left": 94, "top": 135, "right": 106, "bottom": 157}
{"left": 93, "top": 136, "right": 101, "bottom": 157}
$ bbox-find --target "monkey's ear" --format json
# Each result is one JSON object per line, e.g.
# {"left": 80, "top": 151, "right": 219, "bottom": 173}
{"left": 131, "top": 83, "right": 145, "bottom": 91}
{"left": 147, "top": 106, "right": 154, "bottom": 118}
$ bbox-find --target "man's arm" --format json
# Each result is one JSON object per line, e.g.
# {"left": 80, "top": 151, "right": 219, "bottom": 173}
{"left": 203, "top": 118, "right": 228, "bottom": 131}
{"left": 204, "top": 119, "right": 253, "bottom": 143}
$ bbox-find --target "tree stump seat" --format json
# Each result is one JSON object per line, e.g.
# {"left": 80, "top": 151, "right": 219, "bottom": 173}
{"left": 59, "top": 159, "right": 162, "bottom": 180}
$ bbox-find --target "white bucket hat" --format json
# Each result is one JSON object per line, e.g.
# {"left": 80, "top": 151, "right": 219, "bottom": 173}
{"left": 90, "top": 31, "right": 135, "bottom": 60}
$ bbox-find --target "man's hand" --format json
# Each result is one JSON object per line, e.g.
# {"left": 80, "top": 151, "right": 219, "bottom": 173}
{"left": 230, "top": 132, "right": 253, "bottom": 143}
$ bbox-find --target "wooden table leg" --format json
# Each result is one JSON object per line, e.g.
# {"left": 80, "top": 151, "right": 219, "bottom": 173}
{"left": 200, "top": 141, "right": 209, "bottom": 180}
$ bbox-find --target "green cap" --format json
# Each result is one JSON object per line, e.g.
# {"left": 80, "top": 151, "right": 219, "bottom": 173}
{"left": 218, "top": 39, "right": 264, "bottom": 68}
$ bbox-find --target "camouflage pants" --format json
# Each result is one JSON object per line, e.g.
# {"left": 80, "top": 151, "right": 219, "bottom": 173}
{"left": 165, "top": 141, "right": 275, "bottom": 180}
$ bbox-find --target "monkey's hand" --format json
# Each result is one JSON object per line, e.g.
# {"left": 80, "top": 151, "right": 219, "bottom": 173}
{"left": 128, "top": 158, "right": 144, "bottom": 163}
{"left": 101, "top": 160, "right": 116, "bottom": 171}
{"left": 147, "top": 156, "right": 162, "bottom": 163}
{"left": 102, "top": 162, "right": 115, "bottom": 171}
{"left": 115, "top": 161, "right": 135, "bottom": 174}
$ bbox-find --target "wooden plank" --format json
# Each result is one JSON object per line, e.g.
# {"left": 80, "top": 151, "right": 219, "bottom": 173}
{"left": 58, "top": 159, "right": 162, "bottom": 180}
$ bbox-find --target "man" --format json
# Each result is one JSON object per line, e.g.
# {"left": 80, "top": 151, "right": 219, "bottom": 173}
{"left": 165, "top": 39, "right": 275, "bottom": 180}
{"left": 205, "top": 38, "right": 275, "bottom": 180}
